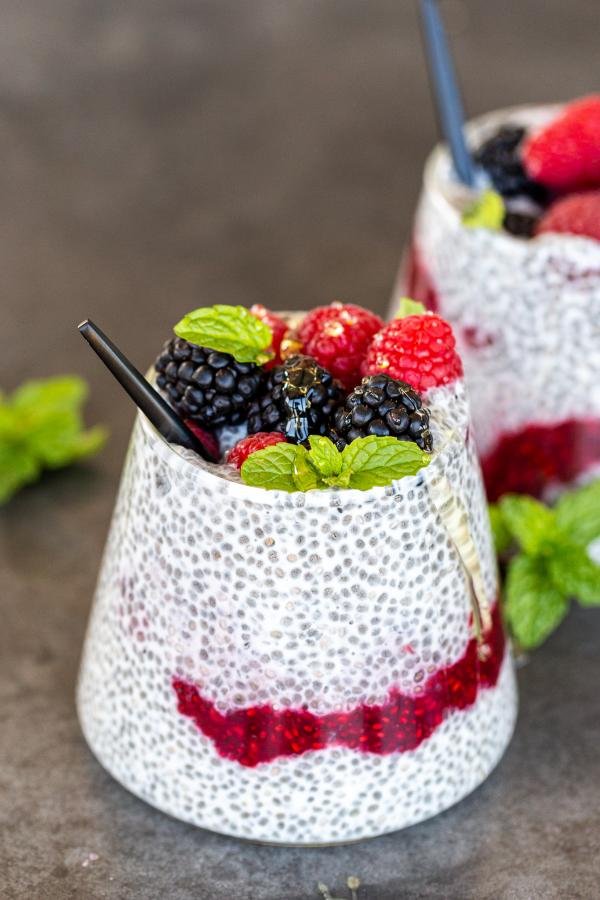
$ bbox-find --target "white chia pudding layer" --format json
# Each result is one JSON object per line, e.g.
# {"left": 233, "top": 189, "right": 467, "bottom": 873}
{"left": 77, "top": 379, "right": 517, "bottom": 844}
{"left": 392, "top": 104, "right": 600, "bottom": 464}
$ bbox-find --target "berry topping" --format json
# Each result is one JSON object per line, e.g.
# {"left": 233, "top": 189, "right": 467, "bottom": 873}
{"left": 523, "top": 95, "right": 600, "bottom": 191}
{"left": 155, "top": 337, "right": 263, "bottom": 429}
{"left": 247, "top": 354, "right": 343, "bottom": 444}
{"left": 535, "top": 190, "right": 600, "bottom": 242}
{"left": 184, "top": 419, "right": 221, "bottom": 461}
{"left": 328, "top": 374, "right": 433, "bottom": 452}
{"left": 297, "top": 302, "right": 384, "bottom": 390}
{"left": 227, "top": 431, "right": 286, "bottom": 469}
{"left": 362, "top": 302, "right": 463, "bottom": 394}
{"left": 250, "top": 305, "right": 288, "bottom": 369}
{"left": 474, "top": 125, "right": 548, "bottom": 204}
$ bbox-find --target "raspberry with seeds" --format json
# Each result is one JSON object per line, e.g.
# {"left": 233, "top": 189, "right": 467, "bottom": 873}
{"left": 535, "top": 191, "right": 600, "bottom": 242}
{"left": 250, "top": 305, "right": 288, "bottom": 369}
{"left": 362, "top": 306, "right": 463, "bottom": 395}
{"left": 227, "top": 432, "right": 287, "bottom": 469}
{"left": 298, "top": 302, "right": 383, "bottom": 390}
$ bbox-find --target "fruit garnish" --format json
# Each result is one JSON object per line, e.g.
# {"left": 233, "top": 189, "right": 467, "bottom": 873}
{"left": 490, "top": 481, "right": 600, "bottom": 650}
{"left": 174, "top": 305, "right": 274, "bottom": 366}
{"left": 0, "top": 375, "right": 107, "bottom": 505}
{"left": 328, "top": 374, "right": 432, "bottom": 452}
{"left": 362, "top": 302, "right": 463, "bottom": 394}
{"left": 462, "top": 190, "right": 505, "bottom": 230}
{"left": 523, "top": 94, "right": 600, "bottom": 190}
{"left": 473, "top": 125, "right": 548, "bottom": 203}
{"left": 227, "top": 432, "right": 286, "bottom": 469}
{"left": 249, "top": 305, "right": 288, "bottom": 368}
{"left": 535, "top": 190, "right": 600, "bottom": 242}
{"left": 297, "top": 302, "right": 383, "bottom": 390}
{"left": 184, "top": 419, "right": 221, "bottom": 461}
{"left": 240, "top": 434, "right": 430, "bottom": 492}
{"left": 247, "top": 355, "right": 343, "bottom": 445}
{"left": 155, "top": 338, "right": 263, "bottom": 429}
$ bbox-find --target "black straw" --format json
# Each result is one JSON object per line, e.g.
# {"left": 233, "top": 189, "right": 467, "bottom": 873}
{"left": 419, "top": 0, "right": 476, "bottom": 187}
{"left": 78, "top": 319, "right": 219, "bottom": 462}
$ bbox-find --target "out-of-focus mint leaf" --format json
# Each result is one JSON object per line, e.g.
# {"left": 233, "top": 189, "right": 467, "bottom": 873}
{"left": 488, "top": 503, "right": 512, "bottom": 555}
{"left": 555, "top": 480, "right": 600, "bottom": 548}
{"left": 0, "top": 442, "right": 40, "bottom": 504}
{"left": 462, "top": 190, "right": 505, "bottom": 230}
{"left": 498, "top": 494, "right": 558, "bottom": 555}
{"left": 548, "top": 541, "right": 600, "bottom": 607}
{"left": 395, "top": 298, "right": 426, "bottom": 319}
{"left": 504, "top": 554, "right": 569, "bottom": 650}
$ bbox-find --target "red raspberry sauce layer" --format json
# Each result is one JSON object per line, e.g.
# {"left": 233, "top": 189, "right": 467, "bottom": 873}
{"left": 483, "top": 418, "right": 600, "bottom": 501}
{"left": 173, "top": 605, "right": 505, "bottom": 768}
{"left": 405, "top": 241, "right": 439, "bottom": 311}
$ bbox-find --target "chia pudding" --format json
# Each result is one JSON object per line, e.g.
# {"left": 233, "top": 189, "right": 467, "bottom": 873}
{"left": 77, "top": 318, "right": 517, "bottom": 843}
{"left": 393, "top": 103, "right": 600, "bottom": 501}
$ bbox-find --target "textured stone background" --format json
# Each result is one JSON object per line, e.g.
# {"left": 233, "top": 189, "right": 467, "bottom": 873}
{"left": 1, "top": 1, "right": 599, "bottom": 898}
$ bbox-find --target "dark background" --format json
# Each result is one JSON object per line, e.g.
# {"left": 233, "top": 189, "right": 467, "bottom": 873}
{"left": 1, "top": 2, "right": 599, "bottom": 898}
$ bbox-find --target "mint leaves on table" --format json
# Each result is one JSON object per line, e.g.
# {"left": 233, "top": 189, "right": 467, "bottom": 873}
{"left": 490, "top": 481, "right": 600, "bottom": 649}
{"left": 241, "top": 435, "right": 431, "bottom": 493}
{"left": 0, "top": 375, "right": 107, "bottom": 505}
{"left": 174, "top": 305, "right": 274, "bottom": 365}
{"left": 462, "top": 189, "right": 505, "bottom": 231}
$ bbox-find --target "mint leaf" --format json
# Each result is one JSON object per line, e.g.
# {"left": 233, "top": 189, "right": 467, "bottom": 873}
{"left": 307, "top": 435, "right": 342, "bottom": 478}
{"left": 498, "top": 494, "right": 558, "bottom": 555}
{"left": 340, "top": 436, "right": 430, "bottom": 490}
{"left": 292, "top": 448, "right": 321, "bottom": 492}
{"left": 462, "top": 190, "right": 505, "bottom": 230}
{"left": 555, "top": 480, "right": 600, "bottom": 548}
{"left": 504, "top": 554, "right": 570, "bottom": 650}
{"left": 548, "top": 541, "right": 600, "bottom": 607}
{"left": 174, "top": 305, "right": 274, "bottom": 365}
{"left": 488, "top": 503, "right": 512, "bottom": 555}
{"left": 11, "top": 376, "right": 88, "bottom": 415}
{"left": 241, "top": 442, "right": 304, "bottom": 492}
{"left": 0, "top": 442, "right": 40, "bottom": 504}
{"left": 395, "top": 298, "right": 426, "bottom": 319}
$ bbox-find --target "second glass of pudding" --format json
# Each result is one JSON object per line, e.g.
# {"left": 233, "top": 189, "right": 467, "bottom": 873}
{"left": 394, "top": 104, "right": 600, "bottom": 501}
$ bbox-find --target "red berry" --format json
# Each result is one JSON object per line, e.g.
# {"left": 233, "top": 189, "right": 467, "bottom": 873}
{"left": 184, "top": 420, "right": 221, "bottom": 461}
{"left": 298, "top": 302, "right": 383, "bottom": 390}
{"left": 535, "top": 190, "right": 600, "bottom": 242}
{"left": 250, "top": 305, "right": 288, "bottom": 369}
{"left": 362, "top": 313, "right": 463, "bottom": 394}
{"left": 227, "top": 431, "right": 286, "bottom": 469}
{"left": 523, "top": 95, "right": 600, "bottom": 190}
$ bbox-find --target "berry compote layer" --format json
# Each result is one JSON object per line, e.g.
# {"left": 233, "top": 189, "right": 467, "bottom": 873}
{"left": 393, "top": 105, "right": 600, "bottom": 501}
{"left": 77, "top": 376, "right": 517, "bottom": 844}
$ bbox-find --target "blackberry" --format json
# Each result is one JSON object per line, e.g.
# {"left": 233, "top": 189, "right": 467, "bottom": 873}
{"left": 328, "top": 374, "right": 433, "bottom": 452}
{"left": 155, "top": 337, "right": 262, "bottom": 429}
{"left": 474, "top": 125, "right": 548, "bottom": 205}
{"left": 247, "top": 355, "right": 343, "bottom": 444}
{"left": 503, "top": 210, "right": 539, "bottom": 238}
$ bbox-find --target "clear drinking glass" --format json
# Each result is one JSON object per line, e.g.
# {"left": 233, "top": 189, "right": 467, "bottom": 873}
{"left": 77, "top": 364, "right": 517, "bottom": 845}
{"left": 393, "top": 104, "right": 600, "bottom": 501}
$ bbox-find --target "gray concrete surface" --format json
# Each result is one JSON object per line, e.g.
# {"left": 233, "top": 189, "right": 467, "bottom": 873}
{"left": 1, "top": 1, "right": 599, "bottom": 897}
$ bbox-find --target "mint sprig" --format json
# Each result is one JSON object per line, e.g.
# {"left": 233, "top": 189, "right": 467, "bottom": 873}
{"left": 462, "top": 189, "right": 505, "bottom": 231}
{"left": 0, "top": 376, "right": 107, "bottom": 505}
{"left": 395, "top": 298, "right": 426, "bottom": 320}
{"left": 490, "top": 481, "right": 600, "bottom": 649}
{"left": 174, "top": 305, "right": 274, "bottom": 365}
{"left": 241, "top": 435, "right": 431, "bottom": 493}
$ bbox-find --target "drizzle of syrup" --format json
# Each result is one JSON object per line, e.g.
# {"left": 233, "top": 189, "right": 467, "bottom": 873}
{"left": 173, "top": 605, "right": 505, "bottom": 768}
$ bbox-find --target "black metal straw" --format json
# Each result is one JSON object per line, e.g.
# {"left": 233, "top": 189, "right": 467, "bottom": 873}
{"left": 78, "top": 319, "right": 218, "bottom": 462}
{"left": 419, "top": 0, "right": 476, "bottom": 187}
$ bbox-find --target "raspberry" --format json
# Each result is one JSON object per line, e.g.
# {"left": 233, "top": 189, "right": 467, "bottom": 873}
{"left": 362, "top": 313, "right": 463, "bottom": 394}
{"left": 250, "top": 305, "right": 288, "bottom": 369}
{"left": 328, "top": 374, "right": 433, "bottom": 452}
{"left": 184, "top": 420, "right": 221, "bottom": 461}
{"left": 298, "top": 302, "right": 383, "bottom": 390}
{"left": 523, "top": 95, "right": 600, "bottom": 190}
{"left": 155, "top": 337, "right": 263, "bottom": 429}
{"left": 535, "top": 191, "right": 600, "bottom": 242}
{"left": 247, "top": 355, "right": 343, "bottom": 444}
{"left": 227, "top": 432, "right": 286, "bottom": 469}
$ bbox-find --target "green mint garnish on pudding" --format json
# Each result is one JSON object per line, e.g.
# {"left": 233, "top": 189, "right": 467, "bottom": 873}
{"left": 174, "top": 305, "right": 274, "bottom": 366}
{"left": 394, "top": 298, "right": 427, "bottom": 319}
{"left": 490, "top": 481, "right": 600, "bottom": 650}
{"left": 462, "top": 189, "right": 505, "bottom": 231}
{"left": 241, "top": 435, "right": 431, "bottom": 493}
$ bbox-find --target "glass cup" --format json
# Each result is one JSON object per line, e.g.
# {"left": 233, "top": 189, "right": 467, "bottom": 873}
{"left": 393, "top": 104, "right": 600, "bottom": 501}
{"left": 77, "top": 373, "right": 517, "bottom": 845}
